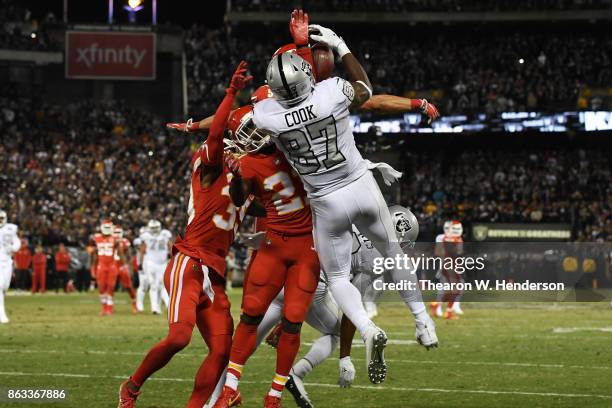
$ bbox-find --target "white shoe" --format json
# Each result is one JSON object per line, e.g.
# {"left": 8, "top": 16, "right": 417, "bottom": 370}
{"left": 450, "top": 303, "right": 464, "bottom": 315}
{"left": 0, "top": 316, "right": 9, "bottom": 324}
{"left": 285, "top": 371, "right": 313, "bottom": 408}
{"left": 415, "top": 315, "right": 438, "bottom": 350}
{"left": 364, "top": 302, "right": 378, "bottom": 319}
{"left": 363, "top": 324, "right": 387, "bottom": 384}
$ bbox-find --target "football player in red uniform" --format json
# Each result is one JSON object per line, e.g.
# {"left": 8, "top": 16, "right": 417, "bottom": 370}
{"left": 213, "top": 105, "right": 320, "bottom": 407}
{"left": 114, "top": 225, "right": 138, "bottom": 313}
{"left": 118, "top": 62, "right": 257, "bottom": 408}
{"left": 431, "top": 220, "right": 465, "bottom": 320}
{"left": 92, "top": 219, "right": 123, "bottom": 316}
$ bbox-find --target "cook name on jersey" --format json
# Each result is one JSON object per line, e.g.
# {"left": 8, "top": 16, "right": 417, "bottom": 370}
{"left": 240, "top": 149, "right": 312, "bottom": 235}
{"left": 252, "top": 77, "right": 368, "bottom": 198}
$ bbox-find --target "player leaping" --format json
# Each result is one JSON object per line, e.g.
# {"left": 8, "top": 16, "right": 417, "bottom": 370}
{"left": 118, "top": 62, "right": 258, "bottom": 408}
{"left": 251, "top": 24, "right": 436, "bottom": 384}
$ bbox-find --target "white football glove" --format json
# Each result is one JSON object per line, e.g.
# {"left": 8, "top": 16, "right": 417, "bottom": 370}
{"left": 308, "top": 24, "right": 351, "bottom": 58}
{"left": 338, "top": 356, "right": 356, "bottom": 388}
{"left": 366, "top": 160, "right": 403, "bottom": 186}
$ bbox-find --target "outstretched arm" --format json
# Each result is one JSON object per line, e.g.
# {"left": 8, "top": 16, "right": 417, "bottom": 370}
{"left": 309, "top": 24, "right": 371, "bottom": 108}
{"left": 360, "top": 94, "right": 440, "bottom": 123}
{"left": 290, "top": 9, "right": 316, "bottom": 81}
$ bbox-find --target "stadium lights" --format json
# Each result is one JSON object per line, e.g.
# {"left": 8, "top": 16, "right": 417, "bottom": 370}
{"left": 124, "top": 0, "right": 144, "bottom": 23}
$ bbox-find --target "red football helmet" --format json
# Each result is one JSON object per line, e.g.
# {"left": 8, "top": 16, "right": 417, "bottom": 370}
{"left": 272, "top": 43, "right": 297, "bottom": 58}
{"left": 113, "top": 225, "right": 124, "bottom": 239}
{"left": 227, "top": 106, "right": 272, "bottom": 153}
{"left": 250, "top": 85, "right": 273, "bottom": 104}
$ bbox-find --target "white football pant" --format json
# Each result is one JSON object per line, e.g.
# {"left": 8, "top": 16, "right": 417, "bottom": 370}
{"left": 138, "top": 261, "right": 167, "bottom": 314}
{"left": 310, "top": 170, "right": 424, "bottom": 337}
{"left": 0, "top": 260, "right": 13, "bottom": 322}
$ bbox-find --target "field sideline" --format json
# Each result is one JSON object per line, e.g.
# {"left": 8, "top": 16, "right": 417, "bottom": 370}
{"left": 0, "top": 292, "right": 611, "bottom": 407}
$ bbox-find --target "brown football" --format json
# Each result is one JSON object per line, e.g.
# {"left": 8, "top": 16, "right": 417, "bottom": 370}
{"left": 312, "top": 43, "right": 335, "bottom": 80}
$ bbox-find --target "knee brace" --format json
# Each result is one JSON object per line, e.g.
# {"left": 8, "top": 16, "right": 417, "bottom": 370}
{"left": 281, "top": 317, "right": 302, "bottom": 334}
{"left": 240, "top": 313, "right": 264, "bottom": 326}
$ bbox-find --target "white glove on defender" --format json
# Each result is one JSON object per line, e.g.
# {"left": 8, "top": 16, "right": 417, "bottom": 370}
{"left": 309, "top": 24, "right": 351, "bottom": 58}
{"left": 366, "top": 160, "right": 403, "bottom": 186}
{"left": 338, "top": 356, "right": 356, "bottom": 387}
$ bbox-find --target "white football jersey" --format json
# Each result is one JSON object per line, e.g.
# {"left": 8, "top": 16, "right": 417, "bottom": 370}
{"left": 253, "top": 77, "right": 368, "bottom": 198}
{"left": 0, "top": 223, "right": 20, "bottom": 262}
{"left": 140, "top": 229, "right": 172, "bottom": 264}
{"left": 351, "top": 225, "right": 381, "bottom": 278}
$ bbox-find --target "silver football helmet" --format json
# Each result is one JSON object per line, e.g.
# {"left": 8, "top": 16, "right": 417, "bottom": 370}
{"left": 266, "top": 52, "right": 315, "bottom": 108}
{"left": 388, "top": 205, "right": 419, "bottom": 249}
{"left": 148, "top": 219, "right": 161, "bottom": 235}
{"left": 0, "top": 210, "right": 6, "bottom": 228}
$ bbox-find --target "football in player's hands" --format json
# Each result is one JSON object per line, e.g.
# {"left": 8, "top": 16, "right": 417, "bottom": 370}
{"left": 312, "top": 43, "right": 334, "bottom": 80}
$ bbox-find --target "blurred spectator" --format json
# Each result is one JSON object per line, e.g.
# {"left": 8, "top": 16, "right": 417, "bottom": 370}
{"left": 13, "top": 239, "right": 31, "bottom": 291}
{"left": 31, "top": 245, "right": 47, "bottom": 293}
{"left": 54, "top": 243, "right": 71, "bottom": 293}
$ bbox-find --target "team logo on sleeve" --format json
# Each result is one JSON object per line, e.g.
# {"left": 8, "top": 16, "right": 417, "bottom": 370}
{"left": 337, "top": 78, "right": 355, "bottom": 102}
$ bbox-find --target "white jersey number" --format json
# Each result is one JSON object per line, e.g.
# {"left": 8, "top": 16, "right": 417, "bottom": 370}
{"left": 263, "top": 171, "right": 305, "bottom": 215}
{"left": 278, "top": 115, "right": 346, "bottom": 175}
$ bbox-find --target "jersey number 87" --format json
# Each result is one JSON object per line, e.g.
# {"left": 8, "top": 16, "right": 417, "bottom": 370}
{"left": 277, "top": 115, "right": 346, "bottom": 175}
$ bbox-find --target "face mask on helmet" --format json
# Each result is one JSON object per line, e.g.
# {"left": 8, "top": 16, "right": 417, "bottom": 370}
{"left": 100, "top": 220, "right": 114, "bottom": 236}
{"left": 227, "top": 106, "right": 272, "bottom": 154}
{"left": 266, "top": 52, "right": 315, "bottom": 108}
{"left": 388, "top": 205, "right": 419, "bottom": 249}
{"left": 148, "top": 220, "right": 161, "bottom": 234}
{"left": 449, "top": 221, "right": 463, "bottom": 237}
{"left": 0, "top": 210, "right": 6, "bottom": 227}
{"left": 113, "top": 226, "right": 124, "bottom": 239}
{"left": 443, "top": 221, "right": 451, "bottom": 235}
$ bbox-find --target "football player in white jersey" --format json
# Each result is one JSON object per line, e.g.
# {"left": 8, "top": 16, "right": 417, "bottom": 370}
{"left": 252, "top": 26, "right": 435, "bottom": 382}
{"left": 0, "top": 210, "right": 21, "bottom": 324}
{"left": 137, "top": 220, "right": 172, "bottom": 314}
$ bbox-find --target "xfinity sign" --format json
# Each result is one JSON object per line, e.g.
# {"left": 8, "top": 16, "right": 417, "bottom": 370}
{"left": 66, "top": 31, "right": 156, "bottom": 80}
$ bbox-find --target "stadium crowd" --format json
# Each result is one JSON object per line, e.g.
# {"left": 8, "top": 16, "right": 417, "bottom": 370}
{"left": 232, "top": 0, "right": 611, "bottom": 12}
{"left": 185, "top": 25, "right": 612, "bottom": 117}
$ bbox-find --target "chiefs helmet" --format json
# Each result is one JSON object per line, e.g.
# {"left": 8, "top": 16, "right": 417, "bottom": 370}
{"left": 250, "top": 85, "right": 273, "bottom": 104}
{"left": 449, "top": 220, "right": 463, "bottom": 238}
{"left": 388, "top": 205, "right": 419, "bottom": 249}
{"left": 113, "top": 225, "right": 124, "bottom": 239}
{"left": 272, "top": 43, "right": 297, "bottom": 58}
{"left": 100, "top": 219, "right": 114, "bottom": 236}
{"left": 227, "top": 106, "right": 272, "bottom": 153}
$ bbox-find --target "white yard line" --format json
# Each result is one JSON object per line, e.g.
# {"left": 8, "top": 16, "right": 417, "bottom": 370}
{"left": 552, "top": 327, "right": 612, "bottom": 333}
{"left": 0, "top": 371, "right": 610, "bottom": 400}
{"left": 2, "top": 348, "right": 611, "bottom": 370}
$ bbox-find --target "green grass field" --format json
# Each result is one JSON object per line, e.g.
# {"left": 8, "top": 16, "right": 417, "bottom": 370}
{"left": 1, "top": 292, "right": 611, "bottom": 408}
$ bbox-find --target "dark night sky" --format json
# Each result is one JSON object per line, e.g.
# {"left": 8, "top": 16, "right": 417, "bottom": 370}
{"left": 18, "top": 0, "right": 226, "bottom": 27}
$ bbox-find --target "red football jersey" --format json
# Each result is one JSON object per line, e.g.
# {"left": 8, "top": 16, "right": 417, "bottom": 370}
{"left": 240, "top": 148, "right": 312, "bottom": 235}
{"left": 114, "top": 238, "right": 130, "bottom": 266}
{"left": 173, "top": 151, "right": 251, "bottom": 277}
{"left": 93, "top": 233, "right": 116, "bottom": 267}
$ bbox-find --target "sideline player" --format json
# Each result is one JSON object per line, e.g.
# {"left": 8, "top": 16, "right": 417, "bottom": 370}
{"left": 118, "top": 62, "right": 259, "bottom": 408}
{"left": 431, "top": 220, "right": 465, "bottom": 319}
{"left": 252, "top": 25, "right": 435, "bottom": 383}
{"left": 114, "top": 225, "right": 137, "bottom": 313}
{"left": 137, "top": 220, "right": 172, "bottom": 314}
{"left": 0, "top": 210, "right": 21, "bottom": 324}
{"left": 92, "top": 219, "right": 123, "bottom": 316}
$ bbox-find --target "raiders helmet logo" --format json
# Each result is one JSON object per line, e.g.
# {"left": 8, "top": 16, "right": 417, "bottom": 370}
{"left": 394, "top": 212, "right": 411, "bottom": 236}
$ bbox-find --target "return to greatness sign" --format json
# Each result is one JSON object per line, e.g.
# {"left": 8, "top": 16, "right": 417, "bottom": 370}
{"left": 471, "top": 223, "right": 572, "bottom": 241}
{"left": 65, "top": 31, "right": 156, "bottom": 80}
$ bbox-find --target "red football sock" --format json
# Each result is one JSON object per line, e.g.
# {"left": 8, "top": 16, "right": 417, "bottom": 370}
{"left": 275, "top": 330, "right": 301, "bottom": 378}
{"left": 228, "top": 321, "right": 259, "bottom": 371}
{"left": 186, "top": 334, "right": 231, "bottom": 408}
{"left": 131, "top": 322, "right": 192, "bottom": 387}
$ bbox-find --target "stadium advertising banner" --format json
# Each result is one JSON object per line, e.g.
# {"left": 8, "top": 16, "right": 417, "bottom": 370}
{"left": 65, "top": 31, "right": 156, "bottom": 80}
{"left": 471, "top": 223, "right": 572, "bottom": 241}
